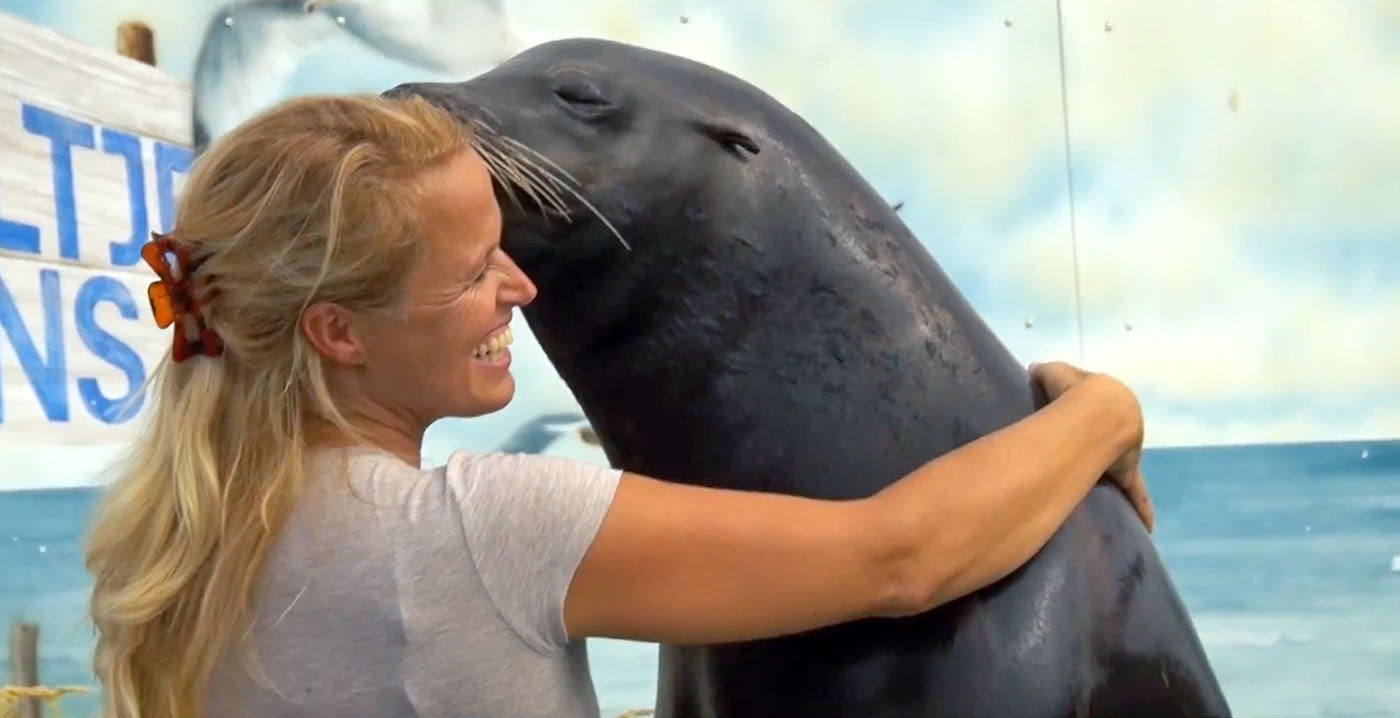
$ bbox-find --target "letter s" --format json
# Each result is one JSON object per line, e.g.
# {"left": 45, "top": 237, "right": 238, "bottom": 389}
{"left": 75, "top": 276, "right": 147, "bottom": 423}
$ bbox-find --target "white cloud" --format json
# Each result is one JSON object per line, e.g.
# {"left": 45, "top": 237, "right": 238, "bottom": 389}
{"left": 990, "top": 189, "right": 1400, "bottom": 446}
{"left": 13, "top": 0, "right": 1396, "bottom": 470}
{"left": 506, "top": 0, "right": 748, "bottom": 78}
{"left": 1142, "top": 403, "right": 1400, "bottom": 450}
{"left": 42, "top": 0, "right": 217, "bottom": 80}
{"left": 477, "top": 0, "right": 1400, "bottom": 446}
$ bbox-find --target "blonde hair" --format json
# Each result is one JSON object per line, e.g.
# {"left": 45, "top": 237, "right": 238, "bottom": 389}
{"left": 83, "top": 93, "right": 473, "bottom": 718}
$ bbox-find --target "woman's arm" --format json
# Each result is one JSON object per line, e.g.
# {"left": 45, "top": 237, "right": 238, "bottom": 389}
{"left": 562, "top": 368, "right": 1147, "bottom": 645}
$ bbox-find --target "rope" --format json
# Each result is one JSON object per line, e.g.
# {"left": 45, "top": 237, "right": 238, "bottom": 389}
{"left": 0, "top": 685, "right": 91, "bottom": 718}
{"left": 1054, "top": 0, "right": 1087, "bottom": 365}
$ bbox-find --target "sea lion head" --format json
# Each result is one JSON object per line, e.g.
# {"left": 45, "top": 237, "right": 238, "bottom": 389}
{"left": 386, "top": 37, "right": 914, "bottom": 392}
{"left": 384, "top": 38, "right": 785, "bottom": 279}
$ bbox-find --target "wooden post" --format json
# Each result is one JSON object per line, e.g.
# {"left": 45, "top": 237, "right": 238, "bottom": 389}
{"left": 7, "top": 621, "right": 40, "bottom": 718}
{"left": 116, "top": 20, "right": 155, "bottom": 66}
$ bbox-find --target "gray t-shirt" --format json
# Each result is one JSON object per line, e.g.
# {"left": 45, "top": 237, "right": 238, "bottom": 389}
{"left": 204, "top": 446, "right": 623, "bottom": 717}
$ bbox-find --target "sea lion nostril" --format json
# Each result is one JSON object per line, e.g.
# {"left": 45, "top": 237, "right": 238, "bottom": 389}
{"left": 695, "top": 121, "right": 760, "bottom": 157}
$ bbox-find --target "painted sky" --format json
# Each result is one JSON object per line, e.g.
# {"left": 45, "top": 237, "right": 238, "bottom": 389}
{"left": 0, "top": 0, "right": 1395, "bottom": 487}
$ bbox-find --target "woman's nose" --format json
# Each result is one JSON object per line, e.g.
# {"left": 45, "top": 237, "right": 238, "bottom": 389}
{"left": 498, "top": 251, "right": 538, "bottom": 306}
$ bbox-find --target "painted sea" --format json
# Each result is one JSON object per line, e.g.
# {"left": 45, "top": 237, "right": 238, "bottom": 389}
{"left": 2, "top": 439, "right": 1397, "bottom": 717}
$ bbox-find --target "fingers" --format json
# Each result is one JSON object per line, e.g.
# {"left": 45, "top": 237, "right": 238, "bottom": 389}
{"left": 1122, "top": 470, "right": 1155, "bottom": 533}
{"left": 1032, "top": 359, "right": 1153, "bottom": 532}
{"left": 1029, "top": 360, "right": 1088, "bottom": 379}
{"left": 1028, "top": 361, "right": 1093, "bottom": 400}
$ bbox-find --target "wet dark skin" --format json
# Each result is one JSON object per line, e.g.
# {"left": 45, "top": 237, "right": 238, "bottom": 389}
{"left": 389, "top": 38, "right": 1230, "bottom": 718}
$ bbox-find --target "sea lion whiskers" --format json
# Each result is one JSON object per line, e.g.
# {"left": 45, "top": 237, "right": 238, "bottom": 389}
{"left": 497, "top": 134, "right": 582, "bottom": 190}
{"left": 463, "top": 112, "right": 567, "bottom": 206}
{"left": 474, "top": 132, "right": 583, "bottom": 236}
{"left": 394, "top": 79, "right": 631, "bottom": 250}
{"left": 482, "top": 135, "right": 573, "bottom": 215}
{"left": 472, "top": 127, "right": 632, "bottom": 251}
{"left": 460, "top": 114, "right": 551, "bottom": 215}
{"left": 474, "top": 133, "right": 569, "bottom": 217}
{"left": 492, "top": 135, "right": 632, "bottom": 251}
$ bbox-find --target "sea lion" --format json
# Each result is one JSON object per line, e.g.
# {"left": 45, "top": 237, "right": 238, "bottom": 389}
{"left": 387, "top": 38, "right": 1232, "bottom": 718}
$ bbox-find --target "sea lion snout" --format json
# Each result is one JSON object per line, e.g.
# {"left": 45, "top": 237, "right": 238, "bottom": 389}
{"left": 383, "top": 80, "right": 448, "bottom": 102}
{"left": 385, "top": 80, "right": 485, "bottom": 123}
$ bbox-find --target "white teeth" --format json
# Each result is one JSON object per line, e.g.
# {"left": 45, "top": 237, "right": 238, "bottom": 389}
{"left": 473, "top": 325, "right": 514, "bottom": 360}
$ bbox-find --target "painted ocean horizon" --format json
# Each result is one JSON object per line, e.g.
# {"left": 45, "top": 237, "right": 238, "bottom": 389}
{"left": 3, "top": 438, "right": 1397, "bottom": 717}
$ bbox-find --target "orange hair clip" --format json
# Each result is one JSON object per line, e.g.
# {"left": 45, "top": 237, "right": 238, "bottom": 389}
{"left": 141, "top": 232, "right": 223, "bottom": 362}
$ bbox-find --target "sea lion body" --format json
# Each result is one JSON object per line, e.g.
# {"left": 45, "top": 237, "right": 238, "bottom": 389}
{"left": 389, "top": 38, "right": 1230, "bottom": 717}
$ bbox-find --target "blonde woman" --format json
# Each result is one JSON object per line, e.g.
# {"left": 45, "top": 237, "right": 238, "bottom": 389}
{"left": 84, "top": 93, "right": 1152, "bottom": 718}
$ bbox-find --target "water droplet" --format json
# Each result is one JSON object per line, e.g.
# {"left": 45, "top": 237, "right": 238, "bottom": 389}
{"left": 38, "top": 545, "right": 47, "bottom": 553}
{"left": 1124, "top": 321, "right": 1134, "bottom": 331}
{"left": 1361, "top": 448, "right": 1370, "bottom": 459}
{"left": 679, "top": 15, "right": 689, "bottom": 24}
{"left": 335, "top": 15, "right": 346, "bottom": 25}
{"left": 1024, "top": 317, "right": 1035, "bottom": 329}
{"left": 1104, "top": 20, "right": 1113, "bottom": 32}
{"left": 1004, "top": 18, "right": 1013, "bottom": 27}
{"left": 224, "top": 15, "right": 235, "bottom": 27}
{"left": 1304, "top": 525, "right": 1312, "bottom": 533}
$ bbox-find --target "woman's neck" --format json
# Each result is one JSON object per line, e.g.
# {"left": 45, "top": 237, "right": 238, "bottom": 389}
{"left": 306, "top": 413, "right": 425, "bottom": 468}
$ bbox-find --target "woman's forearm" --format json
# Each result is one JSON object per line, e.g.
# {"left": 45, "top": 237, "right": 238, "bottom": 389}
{"left": 871, "top": 375, "right": 1140, "bottom": 615}
{"left": 563, "top": 373, "right": 1141, "bottom": 644}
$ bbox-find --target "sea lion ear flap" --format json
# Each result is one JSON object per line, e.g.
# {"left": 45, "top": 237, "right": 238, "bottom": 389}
{"left": 694, "top": 120, "right": 760, "bottom": 159}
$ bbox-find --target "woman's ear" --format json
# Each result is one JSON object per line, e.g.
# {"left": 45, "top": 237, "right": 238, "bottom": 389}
{"left": 300, "top": 301, "right": 368, "bottom": 366}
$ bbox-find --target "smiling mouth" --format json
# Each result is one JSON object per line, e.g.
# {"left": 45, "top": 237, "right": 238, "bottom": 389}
{"left": 472, "top": 325, "right": 514, "bottom": 362}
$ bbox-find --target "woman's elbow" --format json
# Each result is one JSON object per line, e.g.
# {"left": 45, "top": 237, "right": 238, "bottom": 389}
{"left": 856, "top": 495, "right": 963, "bottom": 619}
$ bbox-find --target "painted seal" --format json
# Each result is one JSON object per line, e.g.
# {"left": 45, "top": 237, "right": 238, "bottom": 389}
{"left": 388, "top": 38, "right": 1232, "bottom": 718}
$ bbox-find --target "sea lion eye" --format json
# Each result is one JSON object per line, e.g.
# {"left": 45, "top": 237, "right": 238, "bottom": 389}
{"left": 553, "top": 80, "right": 609, "bottom": 107}
{"left": 550, "top": 74, "right": 615, "bottom": 122}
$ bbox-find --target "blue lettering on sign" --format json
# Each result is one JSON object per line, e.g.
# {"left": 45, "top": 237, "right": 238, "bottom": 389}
{"left": 22, "top": 104, "right": 96, "bottom": 261}
{"left": 0, "top": 110, "right": 41, "bottom": 253}
{"left": 101, "top": 128, "right": 148, "bottom": 267}
{"left": 75, "top": 276, "right": 146, "bottom": 423}
{"left": 156, "top": 142, "right": 192, "bottom": 233}
{"left": 0, "top": 268, "right": 68, "bottom": 422}
{"left": 0, "top": 207, "right": 39, "bottom": 254}
{"left": 0, "top": 101, "right": 192, "bottom": 428}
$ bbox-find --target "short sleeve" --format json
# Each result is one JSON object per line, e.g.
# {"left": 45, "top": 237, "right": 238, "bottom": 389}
{"left": 445, "top": 450, "right": 622, "bottom": 655}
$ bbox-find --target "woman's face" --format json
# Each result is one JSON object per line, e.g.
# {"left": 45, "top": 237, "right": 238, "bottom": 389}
{"left": 355, "top": 149, "right": 538, "bottom": 424}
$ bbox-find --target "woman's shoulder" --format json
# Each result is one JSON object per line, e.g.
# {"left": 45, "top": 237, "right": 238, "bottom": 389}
{"left": 308, "top": 445, "right": 622, "bottom": 514}
{"left": 307, "top": 446, "right": 623, "bottom": 654}
{"left": 442, "top": 448, "right": 621, "bottom": 483}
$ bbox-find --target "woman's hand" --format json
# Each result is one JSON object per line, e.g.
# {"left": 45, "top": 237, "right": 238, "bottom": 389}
{"left": 1030, "top": 361, "right": 1154, "bottom": 532}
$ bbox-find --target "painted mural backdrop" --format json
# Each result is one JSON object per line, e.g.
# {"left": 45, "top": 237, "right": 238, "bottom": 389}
{"left": 0, "top": 1, "right": 1396, "bottom": 716}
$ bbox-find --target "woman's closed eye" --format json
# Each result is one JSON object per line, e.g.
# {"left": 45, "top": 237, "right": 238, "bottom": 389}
{"left": 470, "top": 247, "right": 504, "bottom": 285}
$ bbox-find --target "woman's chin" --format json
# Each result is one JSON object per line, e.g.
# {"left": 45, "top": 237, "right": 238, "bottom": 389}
{"left": 462, "top": 373, "right": 516, "bottom": 417}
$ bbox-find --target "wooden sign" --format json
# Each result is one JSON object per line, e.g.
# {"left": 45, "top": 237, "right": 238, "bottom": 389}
{"left": 0, "top": 10, "right": 191, "bottom": 454}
